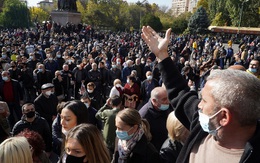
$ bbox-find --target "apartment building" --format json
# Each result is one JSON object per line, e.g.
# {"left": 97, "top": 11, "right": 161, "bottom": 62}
{"left": 171, "top": 0, "right": 198, "bottom": 16}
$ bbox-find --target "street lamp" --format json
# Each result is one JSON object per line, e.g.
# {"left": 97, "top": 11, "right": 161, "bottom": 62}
{"left": 238, "top": 0, "right": 249, "bottom": 34}
{"left": 139, "top": 0, "right": 147, "bottom": 30}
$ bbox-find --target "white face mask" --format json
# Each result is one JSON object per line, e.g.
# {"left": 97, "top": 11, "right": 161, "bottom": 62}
{"left": 87, "top": 89, "right": 93, "bottom": 93}
{"left": 147, "top": 75, "right": 152, "bottom": 80}
{"left": 115, "top": 84, "right": 121, "bottom": 88}
{"left": 45, "top": 91, "right": 52, "bottom": 96}
{"left": 198, "top": 110, "right": 222, "bottom": 136}
{"left": 84, "top": 103, "right": 89, "bottom": 108}
{"left": 62, "top": 128, "right": 69, "bottom": 136}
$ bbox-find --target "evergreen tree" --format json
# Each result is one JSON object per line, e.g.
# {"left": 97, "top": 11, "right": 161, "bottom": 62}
{"left": 188, "top": 6, "right": 210, "bottom": 34}
{"left": 0, "top": 0, "right": 30, "bottom": 28}
{"left": 141, "top": 13, "right": 163, "bottom": 31}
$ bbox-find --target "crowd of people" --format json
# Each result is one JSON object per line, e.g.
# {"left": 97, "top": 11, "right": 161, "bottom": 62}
{"left": 0, "top": 22, "right": 260, "bottom": 163}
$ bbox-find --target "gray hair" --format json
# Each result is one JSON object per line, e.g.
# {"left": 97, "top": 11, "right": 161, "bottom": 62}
{"left": 207, "top": 69, "right": 260, "bottom": 126}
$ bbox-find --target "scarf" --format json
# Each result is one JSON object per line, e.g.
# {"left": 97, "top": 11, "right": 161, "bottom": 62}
{"left": 118, "top": 127, "right": 144, "bottom": 163}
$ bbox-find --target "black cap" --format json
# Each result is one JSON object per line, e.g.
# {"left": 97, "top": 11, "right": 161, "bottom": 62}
{"left": 41, "top": 83, "right": 54, "bottom": 90}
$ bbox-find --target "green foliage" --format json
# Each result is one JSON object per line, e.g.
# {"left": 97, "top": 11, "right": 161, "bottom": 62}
{"left": 197, "top": 0, "right": 208, "bottom": 10}
{"left": 188, "top": 6, "right": 210, "bottom": 34}
{"left": 211, "top": 12, "right": 226, "bottom": 26}
{"left": 207, "top": 0, "right": 260, "bottom": 27}
{"left": 29, "top": 7, "right": 49, "bottom": 24}
{"left": 0, "top": 0, "right": 30, "bottom": 28}
{"left": 141, "top": 13, "right": 163, "bottom": 31}
{"left": 171, "top": 12, "right": 191, "bottom": 34}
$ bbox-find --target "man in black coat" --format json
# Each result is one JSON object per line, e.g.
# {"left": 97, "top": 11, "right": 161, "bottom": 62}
{"left": 142, "top": 26, "right": 260, "bottom": 163}
{"left": 139, "top": 87, "right": 172, "bottom": 151}
{"left": 12, "top": 103, "right": 52, "bottom": 155}
{"left": 34, "top": 83, "right": 58, "bottom": 129}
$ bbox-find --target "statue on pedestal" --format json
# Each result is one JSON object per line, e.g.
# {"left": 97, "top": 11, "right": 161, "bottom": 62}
{"left": 58, "top": 0, "right": 77, "bottom": 12}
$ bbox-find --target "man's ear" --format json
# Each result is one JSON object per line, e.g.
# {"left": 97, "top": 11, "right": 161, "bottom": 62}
{"left": 219, "top": 108, "right": 231, "bottom": 127}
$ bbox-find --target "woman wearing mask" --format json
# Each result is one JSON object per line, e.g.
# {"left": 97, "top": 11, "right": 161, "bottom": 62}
{"left": 61, "top": 123, "right": 110, "bottom": 163}
{"left": 113, "top": 108, "right": 161, "bottom": 163}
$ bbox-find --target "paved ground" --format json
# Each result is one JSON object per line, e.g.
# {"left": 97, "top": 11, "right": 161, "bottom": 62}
{"left": 223, "top": 43, "right": 240, "bottom": 53}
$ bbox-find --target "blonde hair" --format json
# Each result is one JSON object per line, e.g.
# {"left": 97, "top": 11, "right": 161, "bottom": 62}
{"left": 66, "top": 124, "right": 110, "bottom": 163}
{"left": 166, "top": 112, "right": 189, "bottom": 143}
{"left": 117, "top": 108, "right": 152, "bottom": 141}
{"left": 0, "top": 137, "right": 33, "bottom": 163}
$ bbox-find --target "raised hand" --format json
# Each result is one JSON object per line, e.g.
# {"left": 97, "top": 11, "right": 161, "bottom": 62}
{"left": 141, "top": 26, "right": 172, "bottom": 62}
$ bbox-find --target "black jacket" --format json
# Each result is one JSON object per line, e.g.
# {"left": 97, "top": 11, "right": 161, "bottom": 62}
{"left": 12, "top": 113, "right": 52, "bottom": 152}
{"left": 160, "top": 138, "right": 183, "bottom": 163}
{"left": 139, "top": 100, "right": 172, "bottom": 151}
{"left": 158, "top": 57, "right": 260, "bottom": 163}
{"left": 113, "top": 135, "right": 161, "bottom": 163}
{"left": 34, "top": 93, "right": 58, "bottom": 128}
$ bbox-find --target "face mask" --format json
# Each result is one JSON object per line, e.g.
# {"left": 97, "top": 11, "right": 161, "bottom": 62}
{"left": 112, "top": 65, "right": 117, "bottom": 69}
{"left": 49, "top": 58, "right": 53, "bottom": 61}
{"left": 159, "top": 104, "right": 169, "bottom": 111}
{"left": 84, "top": 103, "right": 89, "bottom": 108}
{"left": 2, "top": 76, "right": 8, "bottom": 81}
{"left": 141, "top": 61, "right": 145, "bottom": 64}
{"left": 198, "top": 110, "right": 222, "bottom": 136}
{"left": 127, "top": 79, "right": 130, "bottom": 84}
{"left": 65, "top": 153, "right": 86, "bottom": 163}
{"left": 57, "top": 54, "right": 61, "bottom": 58}
{"left": 116, "top": 127, "right": 134, "bottom": 140}
{"left": 62, "top": 128, "right": 69, "bottom": 136}
{"left": 116, "top": 61, "right": 121, "bottom": 65}
{"left": 25, "top": 111, "right": 35, "bottom": 118}
{"left": 29, "top": 56, "right": 33, "bottom": 59}
{"left": 249, "top": 68, "right": 258, "bottom": 73}
{"left": 45, "top": 91, "right": 52, "bottom": 96}
{"left": 2, "top": 55, "right": 6, "bottom": 58}
{"left": 87, "top": 89, "right": 93, "bottom": 93}
{"left": 115, "top": 84, "right": 121, "bottom": 88}
{"left": 147, "top": 75, "right": 152, "bottom": 80}
{"left": 38, "top": 68, "right": 43, "bottom": 72}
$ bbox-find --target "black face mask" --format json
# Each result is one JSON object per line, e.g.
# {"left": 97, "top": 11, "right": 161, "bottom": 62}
{"left": 25, "top": 111, "right": 35, "bottom": 118}
{"left": 65, "top": 154, "right": 86, "bottom": 163}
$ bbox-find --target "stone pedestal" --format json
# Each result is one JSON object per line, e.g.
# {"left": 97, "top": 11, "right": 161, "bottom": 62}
{"left": 51, "top": 11, "right": 81, "bottom": 26}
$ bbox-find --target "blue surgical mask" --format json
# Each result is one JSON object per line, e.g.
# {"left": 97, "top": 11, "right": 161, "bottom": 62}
{"left": 2, "top": 76, "right": 8, "bottom": 81}
{"left": 198, "top": 110, "right": 222, "bottom": 136}
{"left": 159, "top": 104, "right": 169, "bottom": 111}
{"left": 249, "top": 68, "right": 257, "bottom": 73}
{"left": 112, "top": 65, "right": 117, "bottom": 69}
{"left": 116, "top": 127, "right": 134, "bottom": 140}
{"left": 38, "top": 68, "right": 43, "bottom": 72}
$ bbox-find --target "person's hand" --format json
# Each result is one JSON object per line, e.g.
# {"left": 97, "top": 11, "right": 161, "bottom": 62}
{"left": 52, "top": 115, "right": 56, "bottom": 121}
{"left": 141, "top": 26, "right": 171, "bottom": 62}
{"left": 106, "top": 98, "right": 111, "bottom": 106}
